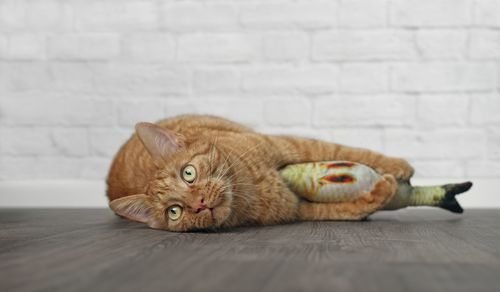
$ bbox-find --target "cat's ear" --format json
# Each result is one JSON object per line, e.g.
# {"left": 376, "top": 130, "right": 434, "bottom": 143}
{"left": 109, "top": 194, "right": 156, "bottom": 224}
{"left": 135, "top": 122, "right": 185, "bottom": 167}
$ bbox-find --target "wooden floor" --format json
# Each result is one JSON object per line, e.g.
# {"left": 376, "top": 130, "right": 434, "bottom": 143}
{"left": 1, "top": 209, "right": 499, "bottom": 292}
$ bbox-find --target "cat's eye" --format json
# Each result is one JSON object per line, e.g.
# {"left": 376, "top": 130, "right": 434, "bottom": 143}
{"left": 181, "top": 165, "right": 197, "bottom": 183}
{"left": 167, "top": 205, "right": 183, "bottom": 221}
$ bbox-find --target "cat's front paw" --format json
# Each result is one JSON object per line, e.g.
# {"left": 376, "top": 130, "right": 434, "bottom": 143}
{"left": 376, "top": 158, "right": 414, "bottom": 181}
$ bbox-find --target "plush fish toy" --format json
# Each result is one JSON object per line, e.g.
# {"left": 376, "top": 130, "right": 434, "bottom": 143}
{"left": 279, "top": 161, "right": 472, "bottom": 213}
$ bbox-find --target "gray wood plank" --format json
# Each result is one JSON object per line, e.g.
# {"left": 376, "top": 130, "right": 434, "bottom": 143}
{"left": 0, "top": 209, "right": 499, "bottom": 292}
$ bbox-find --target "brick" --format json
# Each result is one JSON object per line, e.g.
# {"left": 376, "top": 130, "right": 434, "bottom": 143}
{"left": 0, "top": 157, "right": 81, "bottom": 179}
{"left": 314, "top": 95, "right": 415, "bottom": 127}
{"left": 91, "top": 63, "right": 190, "bottom": 95}
{"left": 0, "top": 157, "right": 109, "bottom": 180}
{"left": 162, "top": 3, "right": 238, "bottom": 31}
{"left": 0, "top": 95, "right": 114, "bottom": 126}
{"left": 240, "top": 2, "right": 337, "bottom": 29}
{"left": 264, "top": 98, "right": 311, "bottom": 127}
{"left": 48, "top": 62, "right": 94, "bottom": 91}
{"left": 242, "top": 66, "right": 339, "bottom": 94}
{"left": 338, "top": 0, "right": 387, "bottom": 28}
{"left": 262, "top": 32, "right": 308, "bottom": 62}
{"left": 80, "top": 157, "right": 112, "bottom": 179}
{"left": 416, "top": 30, "right": 467, "bottom": 59}
{"left": 193, "top": 69, "right": 240, "bottom": 95}
{"left": 465, "top": 160, "right": 500, "bottom": 177}
{"left": 260, "top": 127, "right": 332, "bottom": 141}
{"left": 51, "top": 128, "right": 89, "bottom": 157}
{"left": 25, "top": 0, "right": 74, "bottom": 31}
{"left": 339, "top": 63, "right": 389, "bottom": 93}
{"left": 178, "top": 34, "right": 257, "bottom": 63}
{"left": 197, "top": 99, "right": 264, "bottom": 127}
{"left": 469, "top": 30, "right": 500, "bottom": 59}
{"left": 0, "top": 35, "right": 7, "bottom": 57}
{"left": 0, "top": 62, "right": 51, "bottom": 92}
{"left": 329, "top": 129, "right": 384, "bottom": 153}
{"left": 390, "top": 0, "right": 472, "bottom": 27}
{"left": 164, "top": 99, "right": 201, "bottom": 117}
{"left": 117, "top": 99, "right": 166, "bottom": 127}
{"left": 384, "top": 129, "right": 486, "bottom": 159}
{"left": 0, "top": 128, "right": 54, "bottom": 155}
{"left": 470, "top": 93, "right": 500, "bottom": 125}
{"left": 410, "top": 160, "right": 465, "bottom": 178}
{"left": 0, "top": 0, "right": 74, "bottom": 31}
{"left": 121, "top": 34, "right": 175, "bottom": 62}
{"left": 0, "top": 62, "right": 94, "bottom": 92}
{"left": 5, "top": 34, "right": 46, "bottom": 60}
{"left": 312, "top": 30, "right": 416, "bottom": 61}
{"left": 74, "top": 0, "right": 158, "bottom": 31}
{"left": 417, "top": 94, "right": 469, "bottom": 126}
{"left": 487, "top": 129, "right": 500, "bottom": 159}
{"left": 48, "top": 34, "right": 120, "bottom": 60}
{"left": 391, "top": 62, "right": 496, "bottom": 92}
{"left": 89, "top": 128, "right": 131, "bottom": 157}
{"left": 0, "top": 0, "right": 25, "bottom": 30}
{"left": 474, "top": 0, "right": 500, "bottom": 27}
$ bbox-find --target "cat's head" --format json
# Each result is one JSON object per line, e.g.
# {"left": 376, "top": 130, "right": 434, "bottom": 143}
{"left": 109, "top": 122, "right": 235, "bottom": 232}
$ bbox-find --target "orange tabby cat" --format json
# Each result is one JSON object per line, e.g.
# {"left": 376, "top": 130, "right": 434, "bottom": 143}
{"left": 107, "top": 115, "right": 414, "bottom": 231}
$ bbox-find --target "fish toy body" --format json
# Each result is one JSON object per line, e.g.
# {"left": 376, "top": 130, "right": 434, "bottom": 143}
{"left": 279, "top": 161, "right": 472, "bottom": 213}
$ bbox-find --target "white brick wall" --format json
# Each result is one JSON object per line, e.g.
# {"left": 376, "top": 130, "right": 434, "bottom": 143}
{"left": 0, "top": 0, "right": 499, "bottom": 182}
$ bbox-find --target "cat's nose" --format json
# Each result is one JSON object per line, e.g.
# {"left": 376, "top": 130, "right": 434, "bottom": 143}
{"left": 192, "top": 196, "right": 207, "bottom": 213}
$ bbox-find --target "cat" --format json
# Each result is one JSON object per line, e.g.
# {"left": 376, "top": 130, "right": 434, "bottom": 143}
{"left": 107, "top": 115, "right": 414, "bottom": 232}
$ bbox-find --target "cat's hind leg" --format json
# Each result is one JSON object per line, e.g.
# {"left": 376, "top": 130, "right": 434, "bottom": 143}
{"left": 266, "top": 135, "right": 414, "bottom": 181}
{"left": 298, "top": 174, "right": 397, "bottom": 221}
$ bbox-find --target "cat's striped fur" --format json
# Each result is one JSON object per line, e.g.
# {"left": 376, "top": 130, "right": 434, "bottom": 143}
{"left": 107, "top": 115, "right": 414, "bottom": 231}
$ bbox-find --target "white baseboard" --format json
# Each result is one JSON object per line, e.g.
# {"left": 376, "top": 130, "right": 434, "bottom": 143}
{"left": 0, "top": 178, "right": 498, "bottom": 208}
{"left": 0, "top": 180, "right": 108, "bottom": 207}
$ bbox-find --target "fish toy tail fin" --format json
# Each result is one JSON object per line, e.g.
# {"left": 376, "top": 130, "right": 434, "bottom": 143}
{"left": 439, "top": 181, "right": 473, "bottom": 214}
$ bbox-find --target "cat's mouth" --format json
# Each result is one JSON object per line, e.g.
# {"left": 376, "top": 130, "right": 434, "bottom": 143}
{"left": 209, "top": 208, "right": 216, "bottom": 223}
{"left": 208, "top": 201, "right": 222, "bottom": 224}
{"left": 205, "top": 199, "right": 226, "bottom": 226}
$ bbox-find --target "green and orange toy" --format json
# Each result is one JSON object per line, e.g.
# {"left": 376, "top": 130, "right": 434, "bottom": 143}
{"left": 280, "top": 161, "right": 472, "bottom": 213}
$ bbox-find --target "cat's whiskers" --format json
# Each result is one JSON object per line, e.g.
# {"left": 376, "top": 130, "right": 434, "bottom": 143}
{"left": 219, "top": 180, "right": 254, "bottom": 201}
{"left": 214, "top": 178, "right": 252, "bottom": 202}
{"left": 207, "top": 135, "right": 219, "bottom": 184}
{"left": 224, "top": 182, "right": 255, "bottom": 187}
{"left": 215, "top": 141, "right": 265, "bottom": 184}
{"left": 214, "top": 142, "right": 255, "bottom": 182}
{"left": 214, "top": 147, "right": 233, "bottom": 182}
{"left": 222, "top": 141, "right": 264, "bottom": 174}
{"left": 222, "top": 154, "right": 275, "bottom": 184}
{"left": 211, "top": 141, "right": 278, "bottom": 213}
{"left": 219, "top": 181, "right": 255, "bottom": 194}
{"left": 224, "top": 192, "right": 250, "bottom": 210}
{"left": 228, "top": 189, "right": 252, "bottom": 208}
